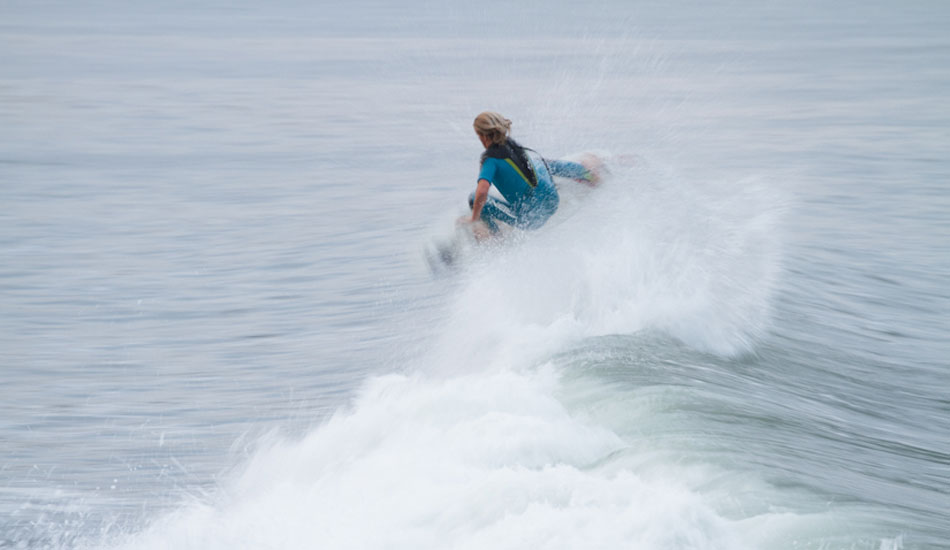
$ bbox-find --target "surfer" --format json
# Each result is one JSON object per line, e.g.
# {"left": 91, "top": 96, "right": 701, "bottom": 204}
{"left": 462, "top": 111, "right": 600, "bottom": 240}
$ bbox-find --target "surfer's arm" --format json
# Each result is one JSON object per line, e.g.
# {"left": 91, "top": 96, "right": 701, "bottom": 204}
{"left": 470, "top": 179, "right": 491, "bottom": 222}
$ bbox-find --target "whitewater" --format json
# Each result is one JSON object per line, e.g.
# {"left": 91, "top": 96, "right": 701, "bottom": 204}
{"left": 2, "top": 1, "right": 948, "bottom": 549}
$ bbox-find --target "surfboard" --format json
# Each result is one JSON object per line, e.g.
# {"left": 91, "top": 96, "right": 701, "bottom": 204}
{"left": 424, "top": 220, "right": 496, "bottom": 273}
{"left": 425, "top": 235, "right": 462, "bottom": 272}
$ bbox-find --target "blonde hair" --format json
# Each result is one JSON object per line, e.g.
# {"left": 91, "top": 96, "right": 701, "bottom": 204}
{"left": 473, "top": 111, "right": 512, "bottom": 145}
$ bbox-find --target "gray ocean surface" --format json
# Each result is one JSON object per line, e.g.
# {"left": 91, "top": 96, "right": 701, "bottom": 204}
{"left": 2, "top": 1, "right": 949, "bottom": 548}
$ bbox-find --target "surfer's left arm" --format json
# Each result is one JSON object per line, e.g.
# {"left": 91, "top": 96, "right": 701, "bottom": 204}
{"left": 547, "top": 156, "right": 602, "bottom": 185}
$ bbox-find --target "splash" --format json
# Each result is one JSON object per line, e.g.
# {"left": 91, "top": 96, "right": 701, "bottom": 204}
{"left": 426, "top": 157, "right": 785, "bottom": 375}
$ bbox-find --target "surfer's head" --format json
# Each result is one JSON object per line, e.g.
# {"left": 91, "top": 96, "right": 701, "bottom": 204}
{"left": 473, "top": 111, "right": 512, "bottom": 147}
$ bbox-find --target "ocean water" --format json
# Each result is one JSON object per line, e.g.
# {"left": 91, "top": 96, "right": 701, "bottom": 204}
{"left": 2, "top": 0, "right": 949, "bottom": 548}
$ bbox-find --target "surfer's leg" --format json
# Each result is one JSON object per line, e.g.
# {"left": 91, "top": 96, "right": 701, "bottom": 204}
{"left": 469, "top": 192, "right": 517, "bottom": 233}
{"left": 517, "top": 195, "right": 559, "bottom": 230}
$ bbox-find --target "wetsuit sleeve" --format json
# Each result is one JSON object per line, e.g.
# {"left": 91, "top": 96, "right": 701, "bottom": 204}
{"left": 546, "top": 159, "right": 594, "bottom": 182}
{"left": 478, "top": 159, "right": 497, "bottom": 183}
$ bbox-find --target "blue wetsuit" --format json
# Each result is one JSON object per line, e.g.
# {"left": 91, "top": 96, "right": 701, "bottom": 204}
{"left": 470, "top": 143, "right": 591, "bottom": 233}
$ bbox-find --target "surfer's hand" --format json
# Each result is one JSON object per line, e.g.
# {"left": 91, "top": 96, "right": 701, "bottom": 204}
{"left": 456, "top": 215, "right": 473, "bottom": 226}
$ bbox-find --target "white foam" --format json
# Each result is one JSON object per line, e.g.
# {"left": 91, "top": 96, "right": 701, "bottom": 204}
{"left": 104, "top": 369, "right": 760, "bottom": 550}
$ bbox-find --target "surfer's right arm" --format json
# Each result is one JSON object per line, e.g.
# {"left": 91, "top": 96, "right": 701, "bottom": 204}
{"left": 470, "top": 178, "right": 491, "bottom": 222}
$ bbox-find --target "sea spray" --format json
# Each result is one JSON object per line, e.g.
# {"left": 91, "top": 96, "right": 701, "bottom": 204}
{"left": 426, "top": 157, "right": 785, "bottom": 375}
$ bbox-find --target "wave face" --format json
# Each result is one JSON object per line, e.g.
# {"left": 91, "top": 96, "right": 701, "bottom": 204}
{"left": 98, "top": 167, "right": 859, "bottom": 550}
